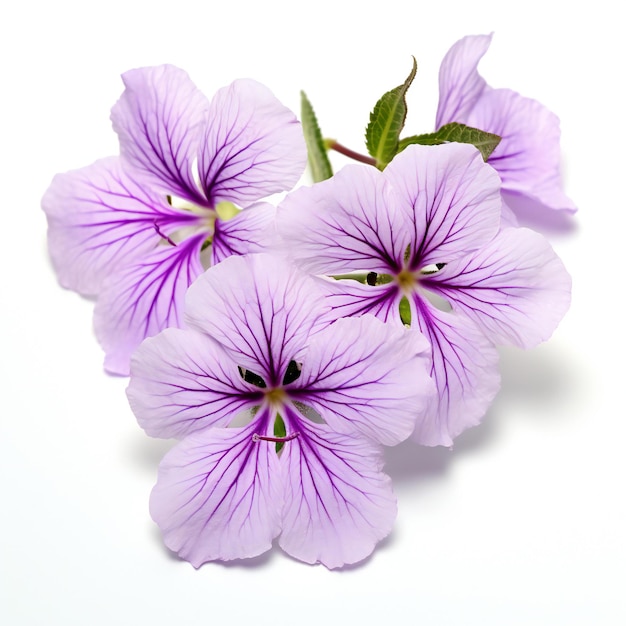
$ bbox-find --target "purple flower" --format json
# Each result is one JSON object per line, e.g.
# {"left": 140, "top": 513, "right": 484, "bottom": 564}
{"left": 127, "top": 254, "right": 434, "bottom": 568}
{"left": 42, "top": 65, "right": 306, "bottom": 375}
{"left": 279, "top": 143, "right": 571, "bottom": 446}
{"left": 436, "top": 34, "right": 576, "bottom": 220}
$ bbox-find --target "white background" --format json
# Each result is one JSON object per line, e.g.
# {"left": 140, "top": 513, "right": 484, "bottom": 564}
{"left": 1, "top": 1, "right": 623, "bottom": 624}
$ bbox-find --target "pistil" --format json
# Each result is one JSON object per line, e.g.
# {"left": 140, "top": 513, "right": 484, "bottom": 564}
{"left": 252, "top": 432, "right": 300, "bottom": 443}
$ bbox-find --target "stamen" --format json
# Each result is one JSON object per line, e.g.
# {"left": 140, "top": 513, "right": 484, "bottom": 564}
{"left": 252, "top": 432, "right": 300, "bottom": 443}
{"left": 153, "top": 221, "right": 177, "bottom": 247}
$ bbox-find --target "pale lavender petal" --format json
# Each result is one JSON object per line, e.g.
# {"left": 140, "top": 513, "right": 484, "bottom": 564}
{"left": 211, "top": 202, "right": 277, "bottom": 265}
{"left": 185, "top": 254, "right": 328, "bottom": 386}
{"left": 279, "top": 164, "right": 411, "bottom": 274}
{"left": 111, "top": 65, "right": 209, "bottom": 205}
{"left": 316, "top": 277, "right": 402, "bottom": 325}
{"left": 421, "top": 227, "right": 571, "bottom": 348}
{"left": 384, "top": 143, "right": 502, "bottom": 267}
{"left": 293, "top": 316, "right": 434, "bottom": 446}
{"left": 94, "top": 233, "right": 206, "bottom": 376}
{"left": 500, "top": 198, "right": 519, "bottom": 228}
{"left": 436, "top": 33, "right": 492, "bottom": 128}
{"left": 467, "top": 88, "right": 576, "bottom": 214}
{"left": 412, "top": 297, "right": 500, "bottom": 446}
{"left": 197, "top": 79, "right": 306, "bottom": 208}
{"left": 150, "top": 413, "right": 282, "bottom": 567}
{"left": 42, "top": 157, "right": 195, "bottom": 296}
{"left": 278, "top": 408, "right": 396, "bottom": 569}
{"left": 127, "top": 327, "right": 263, "bottom": 439}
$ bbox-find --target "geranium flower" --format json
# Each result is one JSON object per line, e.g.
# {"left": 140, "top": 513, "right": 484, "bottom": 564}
{"left": 436, "top": 33, "right": 576, "bottom": 219}
{"left": 127, "top": 254, "right": 435, "bottom": 568}
{"left": 42, "top": 65, "right": 305, "bottom": 375}
{"left": 279, "top": 143, "right": 571, "bottom": 446}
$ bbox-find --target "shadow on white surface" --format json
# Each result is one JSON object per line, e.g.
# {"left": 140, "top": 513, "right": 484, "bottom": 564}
{"left": 385, "top": 341, "right": 582, "bottom": 485}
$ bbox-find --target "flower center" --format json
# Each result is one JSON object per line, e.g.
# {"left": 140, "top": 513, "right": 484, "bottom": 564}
{"left": 264, "top": 387, "right": 287, "bottom": 405}
{"left": 396, "top": 269, "right": 417, "bottom": 293}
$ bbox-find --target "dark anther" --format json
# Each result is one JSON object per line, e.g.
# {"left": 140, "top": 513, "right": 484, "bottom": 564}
{"left": 366, "top": 271, "right": 378, "bottom": 286}
{"left": 238, "top": 366, "right": 267, "bottom": 388}
{"left": 282, "top": 360, "right": 302, "bottom": 385}
{"left": 436, "top": 263, "right": 446, "bottom": 270}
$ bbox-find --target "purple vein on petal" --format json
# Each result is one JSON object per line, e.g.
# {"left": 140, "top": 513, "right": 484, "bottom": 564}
{"left": 150, "top": 410, "right": 282, "bottom": 567}
{"left": 42, "top": 156, "right": 199, "bottom": 296}
{"left": 128, "top": 327, "right": 264, "bottom": 439}
{"left": 410, "top": 294, "right": 500, "bottom": 446}
{"left": 94, "top": 232, "right": 206, "bottom": 376}
{"left": 111, "top": 65, "right": 211, "bottom": 206}
{"left": 278, "top": 405, "right": 396, "bottom": 569}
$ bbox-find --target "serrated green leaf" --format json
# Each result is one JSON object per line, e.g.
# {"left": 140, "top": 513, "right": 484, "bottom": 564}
{"left": 301, "top": 91, "right": 333, "bottom": 182}
{"left": 398, "top": 122, "right": 501, "bottom": 161}
{"left": 365, "top": 58, "right": 417, "bottom": 170}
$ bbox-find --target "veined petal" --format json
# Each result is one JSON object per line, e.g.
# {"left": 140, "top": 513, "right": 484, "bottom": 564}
{"left": 412, "top": 296, "right": 500, "bottom": 447}
{"left": 279, "top": 164, "right": 411, "bottom": 275}
{"left": 211, "top": 202, "right": 277, "bottom": 265}
{"left": 128, "top": 327, "right": 263, "bottom": 439}
{"left": 198, "top": 79, "right": 306, "bottom": 208}
{"left": 293, "top": 316, "right": 434, "bottom": 446}
{"left": 278, "top": 409, "right": 396, "bottom": 569}
{"left": 94, "top": 232, "right": 206, "bottom": 376}
{"left": 185, "top": 254, "right": 328, "bottom": 386}
{"left": 42, "top": 157, "right": 193, "bottom": 296}
{"left": 436, "top": 33, "right": 492, "bottom": 128}
{"left": 421, "top": 227, "right": 572, "bottom": 348}
{"left": 467, "top": 88, "right": 576, "bottom": 214}
{"left": 384, "top": 143, "right": 502, "bottom": 266}
{"left": 150, "top": 413, "right": 282, "bottom": 567}
{"left": 111, "top": 65, "right": 209, "bottom": 206}
{"left": 317, "top": 278, "right": 402, "bottom": 325}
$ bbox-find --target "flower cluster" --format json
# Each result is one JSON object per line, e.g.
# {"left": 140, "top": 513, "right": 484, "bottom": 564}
{"left": 43, "top": 34, "right": 573, "bottom": 568}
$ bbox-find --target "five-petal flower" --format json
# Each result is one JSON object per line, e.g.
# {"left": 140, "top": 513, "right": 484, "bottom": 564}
{"left": 42, "top": 65, "right": 306, "bottom": 374}
{"left": 436, "top": 33, "right": 577, "bottom": 220}
{"left": 127, "top": 254, "right": 435, "bottom": 568}
{"left": 279, "top": 143, "right": 571, "bottom": 446}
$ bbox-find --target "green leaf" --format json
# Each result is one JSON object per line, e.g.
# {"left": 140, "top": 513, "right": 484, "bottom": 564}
{"left": 398, "top": 122, "right": 501, "bottom": 161}
{"left": 399, "top": 296, "right": 412, "bottom": 326}
{"left": 301, "top": 91, "right": 333, "bottom": 182}
{"left": 365, "top": 57, "right": 417, "bottom": 170}
{"left": 274, "top": 414, "right": 287, "bottom": 453}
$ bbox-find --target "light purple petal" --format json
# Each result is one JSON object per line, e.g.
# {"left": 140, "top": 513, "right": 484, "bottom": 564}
{"left": 279, "top": 164, "right": 411, "bottom": 275}
{"left": 499, "top": 198, "right": 519, "bottom": 228}
{"left": 197, "top": 79, "right": 306, "bottom": 208}
{"left": 421, "top": 227, "right": 572, "bottom": 348}
{"left": 42, "top": 157, "right": 195, "bottom": 296}
{"left": 412, "top": 297, "right": 500, "bottom": 446}
{"left": 436, "top": 33, "right": 492, "bottom": 128}
{"left": 316, "top": 277, "right": 402, "bottom": 325}
{"left": 150, "top": 413, "right": 282, "bottom": 567}
{"left": 293, "top": 316, "right": 434, "bottom": 446}
{"left": 467, "top": 88, "right": 576, "bottom": 214}
{"left": 127, "top": 327, "right": 263, "bottom": 439}
{"left": 111, "top": 65, "right": 209, "bottom": 206}
{"left": 278, "top": 408, "right": 396, "bottom": 569}
{"left": 211, "top": 202, "right": 277, "bottom": 265}
{"left": 94, "top": 232, "right": 206, "bottom": 376}
{"left": 384, "top": 143, "right": 502, "bottom": 267}
{"left": 185, "top": 254, "right": 328, "bottom": 386}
